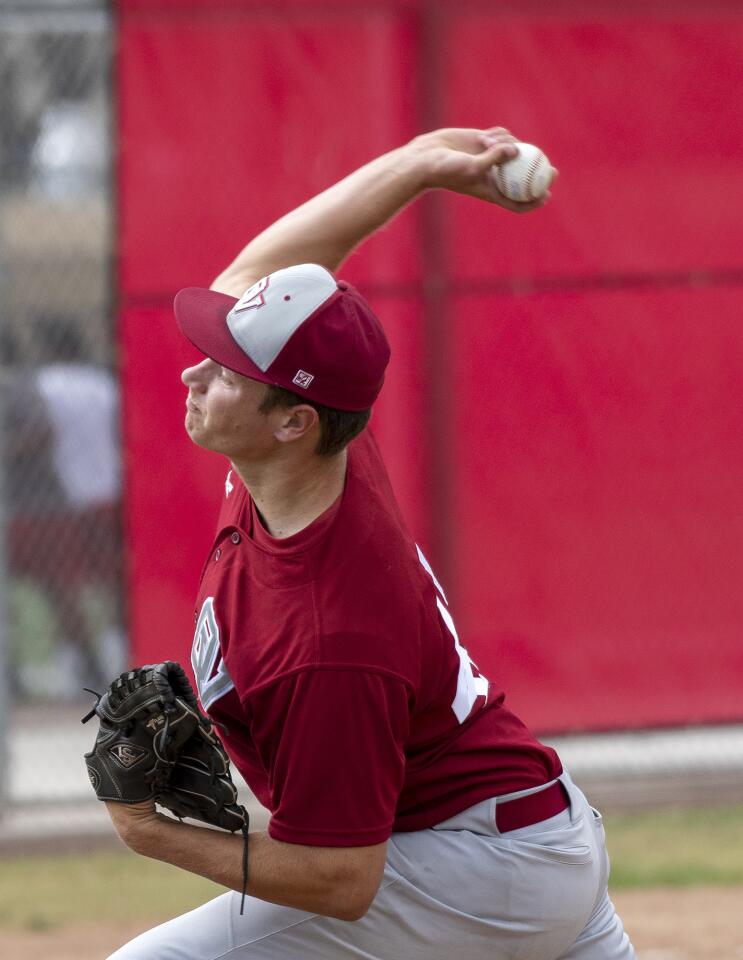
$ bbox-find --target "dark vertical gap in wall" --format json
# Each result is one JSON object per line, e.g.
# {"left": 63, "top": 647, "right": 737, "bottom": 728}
{"left": 416, "top": 0, "right": 456, "bottom": 596}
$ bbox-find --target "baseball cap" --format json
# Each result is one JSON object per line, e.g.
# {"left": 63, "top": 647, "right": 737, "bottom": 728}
{"left": 174, "top": 264, "right": 390, "bottom": 411}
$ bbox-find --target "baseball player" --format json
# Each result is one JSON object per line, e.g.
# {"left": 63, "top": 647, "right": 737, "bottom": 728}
{"left": 105, "top": 127, "right": 635, "bottom": 959}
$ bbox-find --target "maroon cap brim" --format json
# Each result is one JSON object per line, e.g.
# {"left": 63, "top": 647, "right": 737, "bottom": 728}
{"left": 174, "top": 287, "right": 275, "bottom": 385}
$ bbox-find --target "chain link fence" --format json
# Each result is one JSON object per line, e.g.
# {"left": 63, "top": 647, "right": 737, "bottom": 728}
{"left": 0, "top": 0, "right": 124, "bottom": 703}
{"left": 0, "top": 0, "right": 123, "bottom": 821}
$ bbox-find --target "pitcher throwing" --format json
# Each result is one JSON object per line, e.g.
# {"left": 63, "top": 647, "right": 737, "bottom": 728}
{"left": 102, "top": 127, "right": 635, "bottom": 960}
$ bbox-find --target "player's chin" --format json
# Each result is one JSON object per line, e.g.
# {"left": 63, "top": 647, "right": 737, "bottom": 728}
{"left": 184, "top": 414, "right": 208, "bottom": 446}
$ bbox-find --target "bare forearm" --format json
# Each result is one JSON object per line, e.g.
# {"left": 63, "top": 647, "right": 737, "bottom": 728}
{"left": 212, "top": 144, "right": 426, "bottom": 294}
{"left": 212, "top": 127, "right": 549, "bottom": 296}
{"left": 121, "top": 811, "right": 384, "bottom": 921}
{"left": 211, "top": 128, "right": 550, "bottom": 297}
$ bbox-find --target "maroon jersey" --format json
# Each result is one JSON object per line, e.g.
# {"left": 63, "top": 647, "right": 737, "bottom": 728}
{"left": 191, "top": 430, "right": 561, "bottom": 847}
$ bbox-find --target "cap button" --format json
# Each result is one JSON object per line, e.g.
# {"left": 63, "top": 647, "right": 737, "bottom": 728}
{"left": 337, "top": 281, "right": 349, "bottom": 291}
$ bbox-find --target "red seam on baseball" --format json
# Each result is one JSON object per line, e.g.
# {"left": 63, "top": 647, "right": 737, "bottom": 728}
{"left": 525, "top": 154, "right": 542, "bottom": 201}
{"left": 496, "top": 150, "right": 545, "bottom": 201}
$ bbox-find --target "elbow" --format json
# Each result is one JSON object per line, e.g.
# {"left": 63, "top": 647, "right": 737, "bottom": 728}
{"left": 347, "top": 895, "right": 375, "bottom": 922}
{"left": 328, "top": 890, "right": 375, "bottom": 922}
{"left": 297, "top": 840, "right": 387, "bottom": 921}
{"left": 323, "top": 870, "right": 380, "bottom": 922}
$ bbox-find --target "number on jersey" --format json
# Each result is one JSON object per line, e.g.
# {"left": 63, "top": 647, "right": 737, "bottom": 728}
{"left": 416, "top": 545, "right": 489, "bottom": 723}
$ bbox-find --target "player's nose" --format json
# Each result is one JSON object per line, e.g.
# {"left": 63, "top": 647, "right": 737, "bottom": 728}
{"left": 181, "top": 358, "right": 211, "bottom": 388}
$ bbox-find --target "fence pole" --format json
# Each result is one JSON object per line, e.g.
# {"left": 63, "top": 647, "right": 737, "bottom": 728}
{"left": 0, "top": 341, "right": 10, "bottom": 817}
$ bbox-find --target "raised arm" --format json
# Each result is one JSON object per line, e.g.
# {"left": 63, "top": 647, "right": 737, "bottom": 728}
{"left": 211, "top": 127, "right": 555, "bottom": 297}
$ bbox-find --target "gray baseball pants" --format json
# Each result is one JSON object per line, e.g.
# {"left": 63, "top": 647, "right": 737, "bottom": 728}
{"left": 108, "top": 770, "right": 635, "bottom": 959}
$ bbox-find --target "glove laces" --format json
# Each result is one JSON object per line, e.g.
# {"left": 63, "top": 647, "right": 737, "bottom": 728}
{"left": 240, "top": 814, "right": 250, "bottom": 915}
{"left": 80, "top": 688, "right": 102, "bottom": 725}
{"left": 153, "top": 708, "right": 174, "bottom": 764}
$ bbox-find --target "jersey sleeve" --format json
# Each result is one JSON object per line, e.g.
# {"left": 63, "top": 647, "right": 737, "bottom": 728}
{"left": 245, "top": 668, "right": 410, "bottom": 846}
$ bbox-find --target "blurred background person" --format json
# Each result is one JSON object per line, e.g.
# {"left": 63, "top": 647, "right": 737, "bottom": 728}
{"left": 2, "top": 316, "right": 124, "bottom": 699}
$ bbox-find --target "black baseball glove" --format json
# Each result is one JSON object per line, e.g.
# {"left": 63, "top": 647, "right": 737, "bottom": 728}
{"left": 83, "top": 662, "right": 250, "bottom": 909}
{"left": 82, "top": 661, "right": 248, "bottom": 831}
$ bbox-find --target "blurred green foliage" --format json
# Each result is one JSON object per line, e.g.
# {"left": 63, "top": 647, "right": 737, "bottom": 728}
{"left": 605, "top": 804, "right": 743, "bottom": 888}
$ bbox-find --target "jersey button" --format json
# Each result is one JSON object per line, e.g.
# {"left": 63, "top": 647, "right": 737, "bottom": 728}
{"left": 214, "top": 548, "right": 221, "bottom": 561}
{"left": 231, "top": 532, "right": 241, "bottom": 544}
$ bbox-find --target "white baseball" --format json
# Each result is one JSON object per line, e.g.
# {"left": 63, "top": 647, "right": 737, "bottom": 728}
{"left": 491, "top": 142, "right": 552, "bottom": 203}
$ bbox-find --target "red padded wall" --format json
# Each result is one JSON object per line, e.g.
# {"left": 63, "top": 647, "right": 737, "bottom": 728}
{"left": 442, "top": 11, "right": 743, "bottom": 281}
{"left": 118, "top": 7, "right": 420, "bottom": 296}
{"left": 118, "top": 0, "right": 743, "bottom": 732}
{"left": 449, "top": 287, "right": 743, "bottom": 730}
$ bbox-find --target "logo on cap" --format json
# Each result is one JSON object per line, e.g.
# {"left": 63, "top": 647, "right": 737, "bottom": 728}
{"left": 234, "top": 277, "right": 269, "bottom": 312}
{"left": 292, "top": 370, "right": 314, "bottom": 390}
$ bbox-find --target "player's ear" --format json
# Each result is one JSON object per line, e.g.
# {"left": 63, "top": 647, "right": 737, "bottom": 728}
{"left": 273, "top": 405, "right": 319, "bottom": 445}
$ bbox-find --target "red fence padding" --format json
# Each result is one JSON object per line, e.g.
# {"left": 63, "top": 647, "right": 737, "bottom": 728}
{"left": 443, "top": 15, "right": 743, "bottom": 281}
{"left": 450, "top": 287, "right": 743, "bottom": 731}
{"left": 117, "top": 9, "right": 419, "bottom": 298}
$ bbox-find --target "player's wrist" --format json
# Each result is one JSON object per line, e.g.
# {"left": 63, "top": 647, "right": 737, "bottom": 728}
{"left": 392, "top": 139, "right": 438, "bottom": 193}
{"left": 105, "top": 799, "right": 164, "bottom": 849}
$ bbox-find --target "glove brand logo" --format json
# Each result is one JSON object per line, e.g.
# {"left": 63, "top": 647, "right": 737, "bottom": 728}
{"left": 109, "top": 743, "right": 148, "bottom": 769}
{"left": 145, "top": 714, "right": 166, "bottom": 733}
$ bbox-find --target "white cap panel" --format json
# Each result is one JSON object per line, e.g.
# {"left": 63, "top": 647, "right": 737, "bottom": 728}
{"left": 226, "top": 264, "right": 336, "bottom": 372}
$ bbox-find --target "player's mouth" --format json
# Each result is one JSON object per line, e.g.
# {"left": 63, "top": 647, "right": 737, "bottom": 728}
{"left": 186, "top": 397, "right": 201, "bottom": 414}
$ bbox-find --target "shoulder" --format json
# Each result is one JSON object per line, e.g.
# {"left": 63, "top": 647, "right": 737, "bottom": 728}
{"left": 334, "top": 430, "right": 426, "bottom": 599}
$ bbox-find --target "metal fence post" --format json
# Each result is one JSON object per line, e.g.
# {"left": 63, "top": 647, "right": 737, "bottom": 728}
{"left": 0, "top": 361, "right": 9, "bottom": 818}
{"left": 0, "top": 1, "right": 115, "bottom": 828}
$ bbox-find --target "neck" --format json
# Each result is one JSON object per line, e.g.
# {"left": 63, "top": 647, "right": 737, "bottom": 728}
{"left": 232, "top": 447, "right": 348, "bottom": 539}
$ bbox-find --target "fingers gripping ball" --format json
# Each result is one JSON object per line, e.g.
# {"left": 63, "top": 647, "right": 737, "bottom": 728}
{"left": 492, "top": 142, "right": 553, "bottom": 202}
{"left": 82, "top": 662, "right": 203, "bottom": 803}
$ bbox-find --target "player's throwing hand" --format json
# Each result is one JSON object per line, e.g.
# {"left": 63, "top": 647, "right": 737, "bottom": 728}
{"left": 411, "top": 126, "right": 557, "bottom": 212}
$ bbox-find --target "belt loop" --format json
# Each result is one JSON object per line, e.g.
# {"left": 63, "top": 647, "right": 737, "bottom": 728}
{"left": 495, "top": 780, "right": 570, "bottom": 833}
{"left": 489, "top": 796, "right": 503, "bottom": 838}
